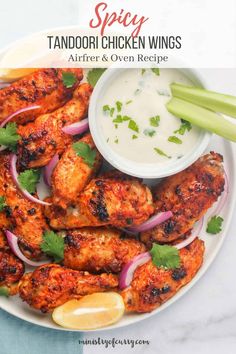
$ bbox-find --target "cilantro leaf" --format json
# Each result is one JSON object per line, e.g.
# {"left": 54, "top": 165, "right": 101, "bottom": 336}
{"left": 62, "top": 71, "right": 77, "bottom": 88}
{"left": 150, "top": 116, "right": 160, "bottom": 127}
{"left": 206, "top": 216, "right": 224, "bottom": 234}
{"left": 0, "top": 123, "right": 20, "bottom": 151}
{"left": 0, "top": 196, "right": 6, "bottom": 212}
{"left": 128, "top": 119, "right": 139, "bottom": 133}
{"left": 103, "top": 104, "right": 110, "bottom": 113}
{"left": 126, "top": 100, "right": 132, "bottom": 105}
{"left": 150, "top": 243, "right": 180, "bottom": 269}
{"left": 73, "top": 142, "right": 96, "bottom": 168}
{"left": 87, "top": 68, "right": 106, "bottom": 87}
{"left": 144, "top": 128, "right": 156, "bottom": 137}
{"left": 174, "top": 119, "right": 192, "bottom": 135}
{"left": 116, "top": 101, "right": 122, "bottom": 112}
{"left": 168, "top": 136, "right": 183, "bottom": 144}
{"left": 151, "top": 68, "right": 160, "bottom": 76}
{"left": 41, "top": 231, "right": 64, "bottom": 263}
{"left": 114, "top": 138, "right": 119, "bottom": 144}
{"left": 18, "top": 169, "right": 40, "bottom": 194}
{"left": 154, "top": 148, "right": 171, "bottom": 159}
{"left": 0, "top": 286, "right": 9, "bottom": 297}
{"left": 132, "top": 135, "right": 138, "bottom": 139}
{"left": 122, "top": 115, "right": 131, "bottom": 121}
{"left": 113, "top": 115, "right": 123, "bottom": 123}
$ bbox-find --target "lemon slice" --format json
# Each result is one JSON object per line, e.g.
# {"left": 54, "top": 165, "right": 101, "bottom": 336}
{"left": 52, "top": 292, "right": 125, "bottom": 330}
{"left": 0, "top": 68, "right": 36, "bottom": 82}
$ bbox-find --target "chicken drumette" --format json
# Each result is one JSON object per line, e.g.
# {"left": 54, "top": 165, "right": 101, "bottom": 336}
{"left": 0, "top": 250, "right": 25, "bottom": 295}
{"left": 19, "top": 264, "right": 118, "bottom": 312}
{"left": 51, "top": 133, "right": 102, "bottom": 209}
{"left": 141, "top": 152, "right": 225, "bottom": 246}
{"left": 17, "top": 83, "right": 92, "bottom": 169}
{"left": 45, "top": 172, "right": 154, "bottom": 229}
{"left": 0, "top": 68, "right": 83, "bottom": 125}
{"left": 63, "top": 227, "right": 146, "bottom": 273}
{"left": 121, "top": 238, "right": 204, "bottom": 312}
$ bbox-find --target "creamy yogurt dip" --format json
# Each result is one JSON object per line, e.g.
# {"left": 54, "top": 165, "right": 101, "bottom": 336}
{"left": 97, "top": 68, "right": 201, "bottom": 164}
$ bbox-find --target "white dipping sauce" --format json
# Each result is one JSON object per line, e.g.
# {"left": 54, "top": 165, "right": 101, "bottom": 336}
{"left": 98, "top": 69, "right": 201, "bottom": 164}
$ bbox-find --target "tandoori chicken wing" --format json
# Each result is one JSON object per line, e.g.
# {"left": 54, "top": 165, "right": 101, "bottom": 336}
{"left": 63, "top": 227, "right": 146, "bottom": 273}
{"left": 17, "top": 83, "right": 92, "bottom": 169}
{"left": 19, "top": 264, "right": 118, "bottom": 312}
{"left": 0, "top": 250, "right": 25, "bottom": 295}
{"left": 121, "top": 238, "right": 204, "bottom": 313}
{"left": 141, "top": 152, "right": 225, "bottom": 247}
{"left": 51, "top": 133, "right": 102, "bottom": 209}
{"left": 0, "top": 68, "right": 83, "bottom": 125}
{"left": 45, "top": 173, "right": 154, "bottom": 229}
{"left": 0, "top": 152, "right": 48, "bottom": 259}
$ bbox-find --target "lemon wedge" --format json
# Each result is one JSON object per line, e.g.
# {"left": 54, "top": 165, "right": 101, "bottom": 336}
{"left": 52, "top": 292, "right": 125, "bottom": 330}
{"left": 0, "top": 68, "right": 36, "bottom": 82}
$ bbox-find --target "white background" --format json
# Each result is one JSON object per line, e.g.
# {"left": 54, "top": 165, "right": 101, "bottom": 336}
{"left": 0, "top": 1, "right": 236, "bottom": 353}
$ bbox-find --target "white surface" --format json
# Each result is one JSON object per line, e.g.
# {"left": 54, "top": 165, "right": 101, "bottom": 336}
{"left": 0, "top": 2, "right": 236, "bottom": 353}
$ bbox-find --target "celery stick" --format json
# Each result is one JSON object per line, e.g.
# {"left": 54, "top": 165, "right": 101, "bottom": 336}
{"left": 166, "top": 98, "right": 236, "bottom": 142}
{"left": 171, "top": 83, "right": 236, "bottom": 118}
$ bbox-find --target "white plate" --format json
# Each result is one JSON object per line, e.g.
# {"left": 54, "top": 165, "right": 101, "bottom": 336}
{"left": 0, "top": 135, "right": 235, "bottom": 332}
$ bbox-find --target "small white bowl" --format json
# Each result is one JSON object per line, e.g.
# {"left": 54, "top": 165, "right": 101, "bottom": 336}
{"left": 89, "top": 68, "right": 212, "bottom": 178}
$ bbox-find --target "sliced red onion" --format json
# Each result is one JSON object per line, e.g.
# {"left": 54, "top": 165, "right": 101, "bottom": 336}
{"left": 119, "top": 252, "right": 151, "bottom": 290}
{"left": 0, "top": 105, "right": 41, "bottom": 128}
{"left": 43, "top": 154, "right": 59, "bottom": 186}
{"left": 175, "top": 217, "right": 204, "bottom": 250}
{"left": 62, "top": 118, "right": 89, "bottom": 135}
{"left": 5, "top": 230, "right": 49, "bottom": 267}
{"left": 127, "top": 211, "right": 173, "bottom": 233}
{"left": 10, "top": 154, "right": 51, "bottom": 206}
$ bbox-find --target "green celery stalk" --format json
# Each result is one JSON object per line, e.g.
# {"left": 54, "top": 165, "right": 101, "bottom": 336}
{"left": 171, "top": 83, "right": 236, "bottom": 118}
{"left": 166, "top": 97, "right": 236, "bottom": 142}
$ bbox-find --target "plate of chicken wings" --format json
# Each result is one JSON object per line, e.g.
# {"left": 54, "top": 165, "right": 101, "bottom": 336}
{"left": 0, "top": 68, "right": 235, "bottom": 331}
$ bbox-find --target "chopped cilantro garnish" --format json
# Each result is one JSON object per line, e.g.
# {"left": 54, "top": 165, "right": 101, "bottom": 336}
{"left": 126, "top": 100, "right": 132, "bottom": 105}
{"left": 0, "top": 123, "right": 20, "bottom": 151}
{"left": 154, "top": 148, "right": 171, "bottom": 159}
{"left": 62, "top": 71, "right": 77, "bottom": 88}
{"left": 144, "top": 128, "right": 156, "bottom": 137}
{"left": 150, "top": 116, "right": 160, "bottom": 127}
{"left": 122, "top": 115, "right": 131, "bottom": 121}
{"left": 151, "top": 68, "right": 160, "bottom": 76}
{"left": 132, "top": 135, "right": 138, "bottom": 139}
{"left": 103, "top": 105, "right": 110, "bottom": 113}
{"left": 116, "top": 101, "right": 122, "bottom": 112}
{"left": 141, "top": 69, "right": 146, "bottom": 75}
{"left": 174, "top": 119, "right": 192, "bottom": 135}
{"left": 128, "top": 120, "right": 139, "bottom": 133}
{"left": 0, "top": 286, "right": 9, "bottom": 297}
{"left": 114, "top": 138, "right": 119, "bottom": 144}
{"left": 18, "top": 169, "right": 41, "bottom": 194}
{"left": 113, "top": 115, "right": 123, "bottom": 123}
{"left": 206, "top": 216, "right": 224, "bottom": 234}
{"left": 0, "top": 196, "right": 6, "bottom": 212}
{"left": 168, "top": 136, "right": 183, "bottom": 144}
{"left": 150, "top": 243, "right": 180, "bottom": 269}
{"left": 73, "top": 142, "right": 96, "bottom": 168}
{"left": 87, "top": 68, "right": 106, "bottom": 87}
{"left": 41, "top": 231, "right": 64, "bottom": 263}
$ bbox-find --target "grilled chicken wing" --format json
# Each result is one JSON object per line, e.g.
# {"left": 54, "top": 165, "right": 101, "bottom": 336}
{"left": 0, "top": 250, "right": 25, "bottom": 295}
{"left": 141, "top": 152, "right": 225, "bottom": 246}
{"left": 45, "top": 173, "right": 154, "bottom": 229}
{"left": 63, "top": 227, "right": 146, "bottom": 273}
{"left": 19, "top": 264, "right": 118, "bottom": 312}
{"left": 17, "top": 83, "right": 92, "bottom": 169}
{"left": 0, "top": 152, "right": 48, "bottom": 259}
{"left": 51, "top": 134, "right": 102, "bottom": 209}
{"left": 121, "top": 238, "right": 204, "bottom": 313}
{"left": 0, "top": 68, "right": 83, "bottom": 125}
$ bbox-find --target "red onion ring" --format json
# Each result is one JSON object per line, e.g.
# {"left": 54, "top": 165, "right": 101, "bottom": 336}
{"left": 119, "top": 252, "right": 151, "bottom": 290}
{"left": 5, "top": 230, "right": 49, "bottom": 267}
{"left": 62, "top": 118, "right": 89, "bottom": 135}
{"left": 43, "top": 154, "right": 59, "bottom": 186}
{"left": 10, "top": 154, "right": 51, "bottom": 206}
{"left": 127, "top": 211, "right": 173, "bottom": 233}
{"left": 175, "top": 217, "right": 204, "bottom": 250}
{"left": 0, "top": 105, "right": 41, "bottom": 128}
